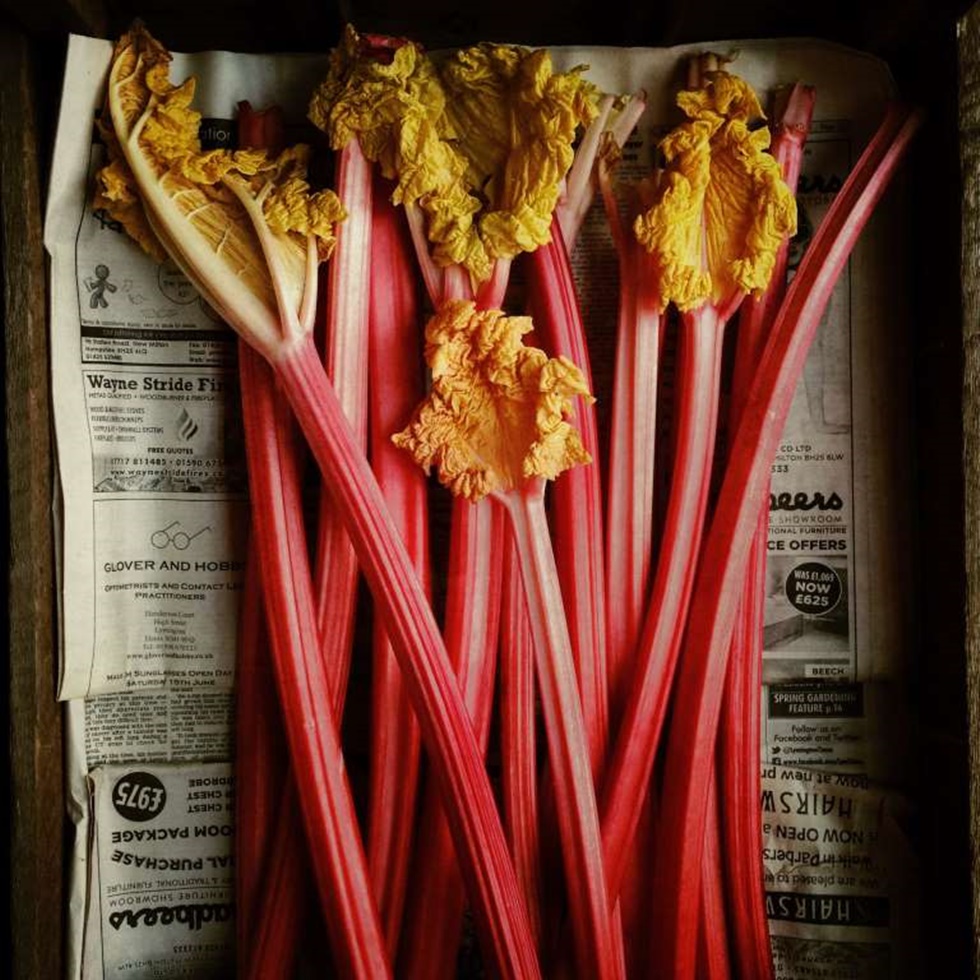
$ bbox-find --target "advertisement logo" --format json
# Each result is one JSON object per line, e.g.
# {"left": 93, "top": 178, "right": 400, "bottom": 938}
{"left": 112, "top": 771, "right": 168, "bottom": 822}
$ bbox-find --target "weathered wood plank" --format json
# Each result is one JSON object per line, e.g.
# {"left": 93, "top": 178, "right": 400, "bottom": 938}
{"left": 1, "top": 25, "right": 64, "bottom": 980}
{"left": 961, "top": 5, "right": 980, "bottom": 975}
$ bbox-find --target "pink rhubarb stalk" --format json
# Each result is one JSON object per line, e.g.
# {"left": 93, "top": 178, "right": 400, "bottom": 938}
{"left": 500, "top": 542, "right": 545, "bottom": 944}
{"left": 398, "top": 498, "right": 506, "bottom": 980}
{"left": 596, "top": 152, "right": 662, "bottom": 720}
{"left": 234, "top": 546, "right": 287, "bottom": 961}
{"left": 312, "top": 137, "right": 372, "bottom": 705}
{"left": 526, "top": 221, "right": 609, "bottom": 776}
{"left": 696, "top": 778, "right": 733, "bottom": 980}
{"left": 497, "top": 483, "right": 623, "bottom": 980}
{"left": 239, "top": 342, "right": 390, "bottom": 978}
{"left": 364, "top": 183, "right": 431, "bottom": 955}
{"left": 649, "top": 104, "right": 920, "bottom": 980}
{"left": 717, "top": 81, "right": 814, "bottom": 980}
{"left": 233, "top": 101, "right": 322, "bottom": 978}
{"left": 98, "top": 30, "right": 539, "bottom": 977}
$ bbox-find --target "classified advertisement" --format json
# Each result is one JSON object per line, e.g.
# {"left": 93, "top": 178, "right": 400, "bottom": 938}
{"left": 52, "top": 123, "right": 252, "bottom": 698}
{"left": 82, "top": 762, "right": 235, "bottom": 979}
{"left": 44, "top": 36, "right": 330, "bottom": 700}
{"left": 762, "top": 764, "right": 919, "bottom": 980}
{"left": 764, "top": 123, "right": 857, "bottom": 686}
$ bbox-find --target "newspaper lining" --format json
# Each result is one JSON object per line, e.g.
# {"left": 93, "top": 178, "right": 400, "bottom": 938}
{"left": 46, "top": 34, "right": 915, "bottom": 979}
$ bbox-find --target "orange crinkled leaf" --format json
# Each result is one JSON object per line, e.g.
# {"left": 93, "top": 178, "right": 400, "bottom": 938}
{"left": 633, "top": 68, "right": 797, "bottom": 312}
{"left": 308, "top": 26, "right": 597, "bottom": 282}
{"left": 393, "top": 300, "right": 593, "bottom": 500}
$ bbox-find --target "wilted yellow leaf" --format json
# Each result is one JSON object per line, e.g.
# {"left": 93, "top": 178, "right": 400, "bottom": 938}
{"left": 393, "top": 300, "right": 593, "bottom": 500}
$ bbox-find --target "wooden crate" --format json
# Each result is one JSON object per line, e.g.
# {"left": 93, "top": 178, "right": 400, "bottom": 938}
{"left": 2, "top": 0, "right": 973, "bottom": 975}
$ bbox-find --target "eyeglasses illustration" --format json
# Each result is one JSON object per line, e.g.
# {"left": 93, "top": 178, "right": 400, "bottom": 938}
{"left": 150, "top": 521, "right": 212, "bottom": 550}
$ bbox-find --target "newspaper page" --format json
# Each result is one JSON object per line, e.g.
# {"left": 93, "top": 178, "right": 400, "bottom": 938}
{"left": 46, "top": 33, "right": 915, "bottom": 980}
{"left": 762, "top": 763, "right": 920, "bottom": 980}
{"left": 45, "top": 37, "right": 331, "bottom": 699}
{"left": 83, "top": 761, "right": 235, "bottom": 979}
{"left": 63, "top": 688, "right": 236, "bottom": 979}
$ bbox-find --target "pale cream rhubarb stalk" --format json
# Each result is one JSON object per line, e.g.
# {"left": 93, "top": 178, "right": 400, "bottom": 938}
{"left": 649, "top": 104, "right": 920, "bottom": 980}
{"left": 96, "top": 30, "right": 539, "bottom": 978}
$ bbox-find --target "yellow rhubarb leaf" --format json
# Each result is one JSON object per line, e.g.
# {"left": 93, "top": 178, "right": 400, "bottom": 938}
{"left": 440, "top": 44, "right": 598, "bottom": 262}
{"left": 309, "top": 27, "right": 597, "bottom": 282}
{"left": 633, "top": 67, "right": 796, "bottom": 312}
{"left": 96, "top": 27, "right": 344, "bottom": 356}
{"left": 393, "top": 299, "right": 592, "bottom": 500}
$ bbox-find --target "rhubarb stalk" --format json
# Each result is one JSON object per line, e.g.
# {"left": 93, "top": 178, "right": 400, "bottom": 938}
{"left": 648, "top": 104, "right": 920, "bottom": 980}
{"left": 717, "top": 81, "right": 814, "bottom": 980}
{"left": 364, "top": 181, "right": 431, "bottom": 954}
{"left": 238, "top": 343, "right": 390, "bottom": 977}
{"left": 526, "top": 221, "right": 609, "bottom": 775}
{"left": 234, "top": 546, "right": 286, "bottom": 960}
{"left": 312, "top": 137, "right": 373, "bottom": 704}
{"left": 597, "top": 61, "right": 797, "bottom": 904}
{"left": 500, "top": 542, "right": 544, "bottom": 943}
{"left": 96, "top": 29, "right": 539, "bottom": 977}
{"left": 395, "top": 300, "right": 622, "bottom": 979}
{"left": 595, "top": 139, "right": 662, "bottom": 721}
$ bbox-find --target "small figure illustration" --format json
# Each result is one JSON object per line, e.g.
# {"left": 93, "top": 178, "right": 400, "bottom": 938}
{"left": 85, "top": 264, "right": 117, "bottom": 308}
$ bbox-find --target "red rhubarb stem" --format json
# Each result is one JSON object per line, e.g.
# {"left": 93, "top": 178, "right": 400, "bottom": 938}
{"left": 364, "top": 188, "right": 431, "bottom": 955}
{"left": 598, "top": 303, "right": 727, "bottom": 897}
{"left": 273, "top": 335, "right": 540, "bottom": 979}
{"left": 244, "top": 781, "right": 309, "bottom": 980}
{"left": 526, "top": 222, "right": 609, "bottom": 776}
{"left": 234, "top": 545, "right": 286, "bottom": 963}
{"left": 398, "top": 500, "right": 505, "bottom": 980}
{"left": 696, "top": 777, "right": 733, "bottom": 980}
{"left": 497, "top": 481, "right": 622, "bottom": 980}
{"left": 239, "top": 343, "right": 390, "bottom": 979}
{"left": 234, "top": 101, "right": 309, "bottom": 979}
{"left": 312, "top": 138, "right": 373, "bottom": 700}
{"left": 604, "top": 240, "right": 662, "bottom": 719}
{"left": 648, "top": 105, "right": 920, "bottom": 980}
{"left": 500, "top": 542, "right": 544, "bottom": 943}
{"left": 718, "top": 82, "right": 814, "bottom": 980}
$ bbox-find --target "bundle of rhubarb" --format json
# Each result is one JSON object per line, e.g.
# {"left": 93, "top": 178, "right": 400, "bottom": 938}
{"left": 93, "top": 23, "right": 919, "bottom": 978}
